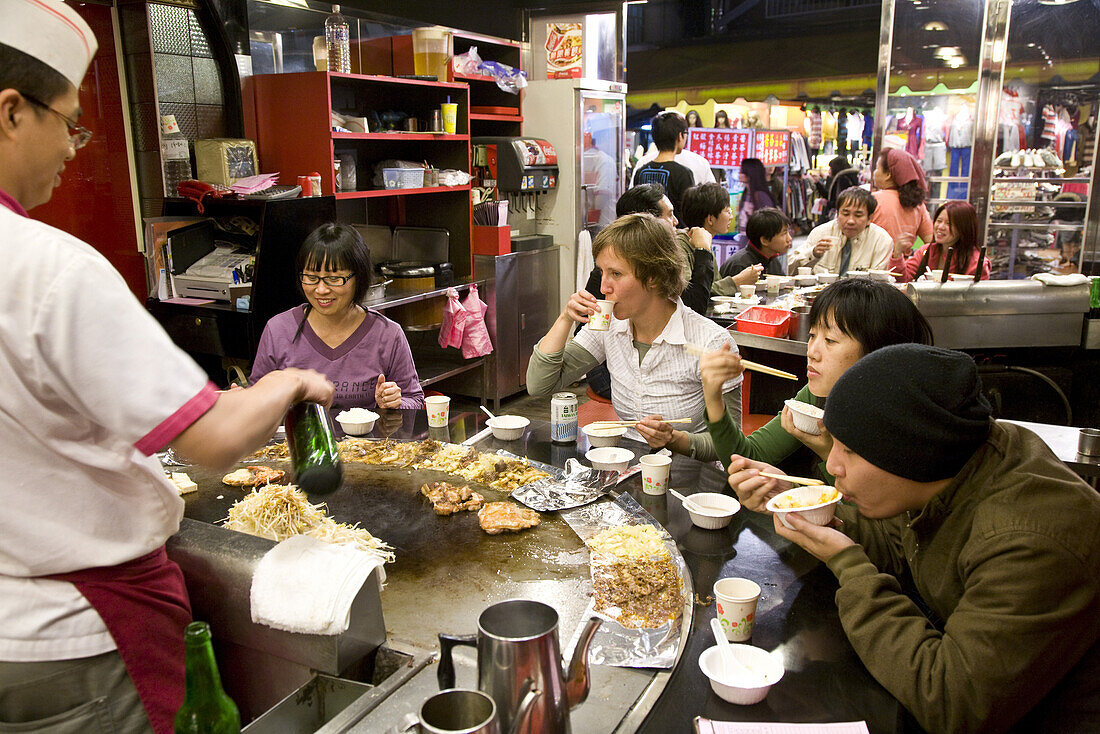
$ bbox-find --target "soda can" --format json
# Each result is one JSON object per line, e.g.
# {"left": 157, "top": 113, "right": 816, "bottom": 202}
{"left": 297, "top": 175, "right": 311, "bottom": 196}
{"left": 551, "top": 392, "right": 578, "bottom": 443}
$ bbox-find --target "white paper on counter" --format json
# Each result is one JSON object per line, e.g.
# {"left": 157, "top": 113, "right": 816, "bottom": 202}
{"left": 694, "top": 720, "right": 869, "bottom": 734}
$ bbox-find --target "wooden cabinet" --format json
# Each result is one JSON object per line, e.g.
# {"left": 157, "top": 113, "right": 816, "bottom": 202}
{"left": 249, "top": 71, "right": 473, "bottom": 276}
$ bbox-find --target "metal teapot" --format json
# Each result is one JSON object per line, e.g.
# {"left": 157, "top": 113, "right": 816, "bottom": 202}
{"left": 438, "top": 599, "right": 602, "bottom": 734}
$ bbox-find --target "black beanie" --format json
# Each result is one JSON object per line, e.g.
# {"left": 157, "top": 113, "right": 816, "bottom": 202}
{"left": 823, "top": 344, "right": 992, "bottom": 482}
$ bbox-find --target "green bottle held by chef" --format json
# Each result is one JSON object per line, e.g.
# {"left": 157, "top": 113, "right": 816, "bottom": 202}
{"left": 284, "top": 401, "right": 343, "bottom": 495}
{"left": 175, "top": 621, "right": 240, "bottom": 734}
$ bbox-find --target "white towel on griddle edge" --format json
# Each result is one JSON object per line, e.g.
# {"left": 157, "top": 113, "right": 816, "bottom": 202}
{"left": 250, "top": 534, "right": 385, "bottom": 635}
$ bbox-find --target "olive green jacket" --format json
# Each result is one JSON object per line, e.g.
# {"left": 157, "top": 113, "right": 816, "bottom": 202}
{"left": 828, "top": 422, "right": 1100, "bottom": 733}
{"left": 706, "top": 384, "right": 832, "bottom": 483}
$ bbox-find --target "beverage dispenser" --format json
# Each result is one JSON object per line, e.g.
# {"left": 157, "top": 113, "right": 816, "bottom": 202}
{"left": 472, "top": 137, "right": 559, "bottom": 250}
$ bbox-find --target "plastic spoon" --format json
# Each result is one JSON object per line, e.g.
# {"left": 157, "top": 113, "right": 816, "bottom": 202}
{"left": 710, "top": 618, "right": 754, "bottom": 680}
{"left": 669, "top": 488, "right": 702, "bottom": 513}
{"left": 480, "top": 405, "right": 497, "bottom": 422}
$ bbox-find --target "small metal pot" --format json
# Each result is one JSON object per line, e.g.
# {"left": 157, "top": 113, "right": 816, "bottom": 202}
{"left": 362, "top": 279, "right": 390, "bottom": 304}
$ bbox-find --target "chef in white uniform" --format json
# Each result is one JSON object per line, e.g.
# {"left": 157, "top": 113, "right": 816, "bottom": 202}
{"left": 0, "top": 3, "right": 333, "bottom": 732}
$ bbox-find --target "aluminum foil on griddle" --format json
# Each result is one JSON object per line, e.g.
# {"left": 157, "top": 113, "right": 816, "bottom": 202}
{"left": 559, "top": 493, "right": 690, "bottom": 669}
{"left": 496, "top": 452, "right": 623, "bottom": 512}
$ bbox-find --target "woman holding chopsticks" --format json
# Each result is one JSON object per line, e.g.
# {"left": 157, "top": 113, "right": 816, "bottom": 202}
{"left": 527, "top": 213, "right": 742, "bottom": 461}
{"left": 701, "top": 279, "right": 933, "bottom": 484}
{"left": 898, "top": 201, "right": 991, "bottom": 282}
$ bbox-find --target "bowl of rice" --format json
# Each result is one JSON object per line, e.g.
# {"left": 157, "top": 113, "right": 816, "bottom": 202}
{"left": 766, "top": 485, "right": 841, "bottom": 529}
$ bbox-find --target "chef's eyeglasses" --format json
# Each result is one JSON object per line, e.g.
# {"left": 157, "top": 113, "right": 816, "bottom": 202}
{"left": 20, "top": 92, "right": 93, "bottom": 149}
{"left": 300, "top": 273, "right": 354, "bottom": 287}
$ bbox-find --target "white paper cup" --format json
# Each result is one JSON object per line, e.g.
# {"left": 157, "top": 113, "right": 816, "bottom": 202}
{"left": 589, "top": 299, "right": 614, "bottom": 331}
{"left": 797, "top": 266, "right": 812, "bottom": 276}
{"left": 714, "top": 577, "right": 761, "bottom": 641}
{"left": 425, "top": 395, "right": 450, "bottom": 427}
{"left": 639, "top": 454, "right": 672, "bottom": 495}
{"left": 739, "top": 284, "right": 756, "bottom": 299}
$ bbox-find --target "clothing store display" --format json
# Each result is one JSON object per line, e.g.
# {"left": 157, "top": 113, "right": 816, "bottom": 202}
{"left": 946, "top": 146, "right": 971, "bottom": 200}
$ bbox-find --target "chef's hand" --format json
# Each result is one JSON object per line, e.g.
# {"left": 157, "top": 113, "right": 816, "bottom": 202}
{"left": 635, "top": 415, "right": 675, "bottom": 450}
{"left": 732, "top": 264, "right": 763, "bottom": 287}
{"left": 688, "top": 226, "right": 713, "bottom": 250}
{"left": 375, "top": 373, "right": 402, "bottom": 410}
{"left": 280, "top": 367, "right": 335, "bottom": 408}
{"left": 727, "top": 454, "right": 788, "bottom": 513}
{"left": 773, "top": 511, "right": 854, "bottom": 563}
{"left": 780, "top": 405, "right": 834, "bottom": 460}
{"left": 564, "top": 289, "right": 601, "bottom": 324}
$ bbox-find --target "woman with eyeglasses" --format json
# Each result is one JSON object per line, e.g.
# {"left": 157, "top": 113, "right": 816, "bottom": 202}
{"left": 250, "top": 223, "right": 424, "bottom": 410}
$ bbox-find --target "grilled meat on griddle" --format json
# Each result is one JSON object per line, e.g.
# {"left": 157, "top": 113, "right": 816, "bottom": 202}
{"left": 420, "top": 481, "right": 484, "bottom": 515}
{"left": 478, "top": 501, "right": 541, "bottom": 534}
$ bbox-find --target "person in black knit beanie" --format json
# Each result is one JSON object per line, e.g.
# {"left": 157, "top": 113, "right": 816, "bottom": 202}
{"left": 726, "top": 342, "right": 1100, "bottom": 733}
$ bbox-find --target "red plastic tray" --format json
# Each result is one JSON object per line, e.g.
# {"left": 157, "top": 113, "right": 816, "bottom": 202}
{"left": 735, "top": 306, "right": 791, "bottom": 338}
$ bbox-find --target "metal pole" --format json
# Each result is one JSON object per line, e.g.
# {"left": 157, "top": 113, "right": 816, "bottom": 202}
{"left": 871, "top": 0, "right": 895, "bottom": 164}
{"left": 970, "top": 0, "right": 1012, "bottom": 251}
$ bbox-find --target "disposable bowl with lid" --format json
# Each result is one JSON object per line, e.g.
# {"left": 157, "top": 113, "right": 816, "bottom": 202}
{"left": 336, "top": 408, "right": 379, "bottom": 435}
{"left": 582, "top": 423, "right": 627, "bottom": 447}
{"left": 487, "top": 415, "right": 530, "bottom": 441}
{"left": 699, "top": 644, "right": 785, "bottom": 705}
{"left": 783, "top": 399, "right": 824, "bottom": 435}
{"left": 817, "top": 272, "right": 838, "bottom": 284}
{"left": 765, "top": 485, "right": 841, "bottom": 529}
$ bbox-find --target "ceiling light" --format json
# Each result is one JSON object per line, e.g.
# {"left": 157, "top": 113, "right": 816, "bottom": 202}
{"left": 934, "top": 46, "right": 961, "bottom": 59}
{"left": 923, "top": 21, "right": 948, "bottom": 31}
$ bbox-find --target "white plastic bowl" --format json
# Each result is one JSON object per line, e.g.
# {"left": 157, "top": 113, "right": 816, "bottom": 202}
{"left": 487, "top": 415, "right": 530, "bottom": 441}
{"left": 582, "top": 423, "right": 627, "bottom": 447}
{"left": 336, "top": 408, "right": 379, "bottom": 435}
{"left": 846, "top": 270, "right": 870, "bottom": 279}
{"left": 869, "top": 269, "right": 894, "bottom": 282}
{"left": 766, "top": 485, "right": 841, "bottom": 529}
{"left": 784, "top": 399, "right": 824, "bottom": 436}
{"left": 699, "top": 644, "right": 785, "bottom": 705}
{"left": 795, "top": 275, "right": 817, "bottom": 287}
{"left": 684, "top": 492, "right": 741, "bottom": 530}
{"left": 585, "top": 446, "right": 634, "bottom": 472}
{"left": 816, "top": 272, "right": 838, "bottom": 284}
{"left": 949, "top": 273, "right": 974, "bottom": 282}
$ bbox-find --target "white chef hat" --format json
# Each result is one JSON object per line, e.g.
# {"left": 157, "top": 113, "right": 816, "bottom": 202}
{"left": 0, "top": 0, "right": 98, "bottom": 88}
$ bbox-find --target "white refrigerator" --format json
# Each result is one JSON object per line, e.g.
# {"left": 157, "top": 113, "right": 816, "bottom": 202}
{"left": 524, "top": 78, "right": 627, "bottom": 309}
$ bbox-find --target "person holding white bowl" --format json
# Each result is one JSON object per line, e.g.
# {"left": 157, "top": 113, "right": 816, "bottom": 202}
{"left": 728, "top": 344, "right": 1100, "bottom": 734}
{"left": 527, "top": 213, "right": 741, "bottom": 461}
{"left": 701, "top": 279, "right": 932, "bottom": 484}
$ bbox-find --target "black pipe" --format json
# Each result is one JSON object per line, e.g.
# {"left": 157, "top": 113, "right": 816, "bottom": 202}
{"left": 977, "top": 364, "right": 1073, "bottom": 425}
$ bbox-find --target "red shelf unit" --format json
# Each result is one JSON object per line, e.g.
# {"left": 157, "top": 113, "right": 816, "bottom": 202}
{"left": 249, "top": 70, "right": 473, "bottom": 277}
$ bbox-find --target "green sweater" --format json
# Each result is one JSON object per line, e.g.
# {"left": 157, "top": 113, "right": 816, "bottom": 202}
{"left": 706, "top": 384, "right": 832, "bottom": 483}
{"left": 827, "top": 422, "right": 1100, "bottom": 733}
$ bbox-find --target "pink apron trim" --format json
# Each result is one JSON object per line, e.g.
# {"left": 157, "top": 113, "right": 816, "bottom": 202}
{"left": 45, "top": 547, "right": 192, "bottom": 734}
{"left": 0, "top": 188, "right": 29, "bottom": 217}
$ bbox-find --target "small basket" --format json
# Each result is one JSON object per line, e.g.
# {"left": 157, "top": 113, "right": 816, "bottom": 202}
{"left": 735, "top": 306, "right": 791, "bottom": 338}
{"left": 382, "top": 167, "right": 426, "bottom": 190}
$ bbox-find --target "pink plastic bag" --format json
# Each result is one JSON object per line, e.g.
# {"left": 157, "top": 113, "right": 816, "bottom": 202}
{"left": 438, "top": 288, "right": 467, "bottom": 349}
{"left": 460, "top": 283, "right": 494, "bottom": 358}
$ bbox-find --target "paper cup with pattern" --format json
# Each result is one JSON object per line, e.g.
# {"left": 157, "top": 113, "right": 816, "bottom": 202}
{"left": 589, "top": 300, "right": 614, "bottom": 331}
{"left": 738, "top": 284, "right": 756, "bottom": 299}
{"left": 639, "top": 454, "right": 672, "bottom": 495}
{"left": 425, "top": 395, "right": 450, "bottom": 428}
{"left": 714, "top": 577, "right": 761, "bottom": 642}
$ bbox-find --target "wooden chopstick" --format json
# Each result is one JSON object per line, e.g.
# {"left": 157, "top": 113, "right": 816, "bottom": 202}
{"left": 683, "top": 342, "right": 799, "bottom": 381}
{"left": 759, "top": 471, "right": 824, "bottom": 486}
{"left": 740, "top": 360, "right": 799, "bottom": 381}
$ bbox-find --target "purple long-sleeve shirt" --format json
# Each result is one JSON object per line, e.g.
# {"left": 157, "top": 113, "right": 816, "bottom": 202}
{"left": 250, "top": 306, "right": 425, "bottom": 411}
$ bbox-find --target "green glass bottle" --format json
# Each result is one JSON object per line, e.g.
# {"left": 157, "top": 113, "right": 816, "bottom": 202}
{"left": 1090, "top": 276, "right": 1100, "bottom": 319}
{"left": 175, "top": 621, "right": 240, "bottom": 734}
{"left": 284, "top": 401, "right": 343, "bottom": 495}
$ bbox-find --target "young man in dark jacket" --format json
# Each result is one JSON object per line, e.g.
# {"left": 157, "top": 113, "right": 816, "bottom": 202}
{"left": 728, "top": 344, "right": 1100, "bottom": 733}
